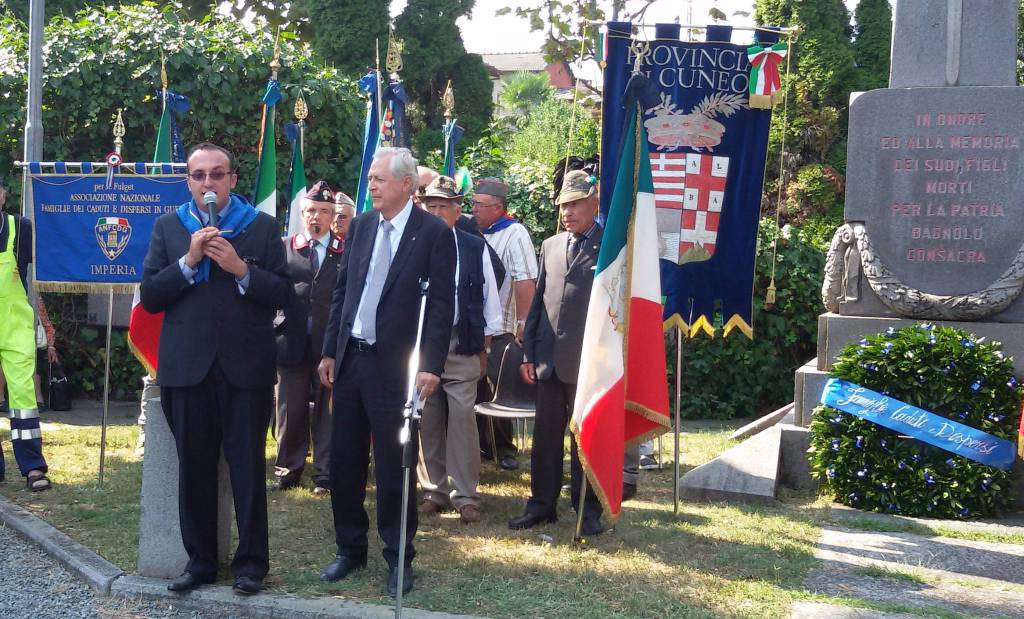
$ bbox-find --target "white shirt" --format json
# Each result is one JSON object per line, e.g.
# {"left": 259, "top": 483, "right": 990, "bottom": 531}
{"left": 451, "top": 229, "right": 503, "bottom": 336}
{"left": 351, "top": 199, "right": 413, "bottom": 339}
{"left": 484, "top": 222, "right": 538, "bottom": 335}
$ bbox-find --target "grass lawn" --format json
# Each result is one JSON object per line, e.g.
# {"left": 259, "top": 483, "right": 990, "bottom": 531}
{"left": 1, "top": 418, "right": 838, "bottom": 618}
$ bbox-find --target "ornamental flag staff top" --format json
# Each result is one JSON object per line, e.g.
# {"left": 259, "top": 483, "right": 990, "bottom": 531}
{"left": 600, "top": 22, "right": 787, "bottom": 339}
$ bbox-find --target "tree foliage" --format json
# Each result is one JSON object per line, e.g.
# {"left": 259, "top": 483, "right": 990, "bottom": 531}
{"left": 394, "top": 0, "right": 493, "bottom": 154}
{"left": 852, "top": 0, "right": 892, "bottom": 91}
{"left": 499, "top": 70, "right": 554, "bottom": 118}
{"left": 506, "top": 99, "right": 599, "bottom": 169}
{"left": 0, "top": 3, "right": 365, "bottom": 207}
{"left": 307, "top": 0, "right": 389, "bottom": 75}
{"left": 756, "top": 0, "right": 857, "bottom": 223}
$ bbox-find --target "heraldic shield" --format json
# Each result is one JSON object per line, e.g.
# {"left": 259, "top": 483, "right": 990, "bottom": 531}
{"left": 94, "top": 216, "right": 132, "bottom": 261}
{"left": 646, "top": 92, "right": 736, "bottom": 266}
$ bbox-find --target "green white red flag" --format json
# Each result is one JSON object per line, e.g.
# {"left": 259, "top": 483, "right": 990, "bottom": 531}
{"left": 571, "top": 104, "right": 671, "bottom": 521}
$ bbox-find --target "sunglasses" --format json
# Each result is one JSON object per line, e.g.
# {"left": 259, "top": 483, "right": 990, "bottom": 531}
{"left": 188, "top": 171, "right": 234, "bottom": 182}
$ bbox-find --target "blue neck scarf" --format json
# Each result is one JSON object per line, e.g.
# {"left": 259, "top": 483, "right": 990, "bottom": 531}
{"left": 175, "top": 193, "right": 258, "bottom": 283}
{"left": 483, "top": 214, "right": 517, "bottom": 235}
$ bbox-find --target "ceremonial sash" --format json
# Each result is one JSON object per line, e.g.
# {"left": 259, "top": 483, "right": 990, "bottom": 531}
{"left": 176, "top": 192, "right": 258, "bottom": 283}
{"left": 820, "top": 378, "right": 1016, "bottom": 470}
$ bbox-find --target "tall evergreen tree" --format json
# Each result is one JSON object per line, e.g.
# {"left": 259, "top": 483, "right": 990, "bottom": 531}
{"left": 394, "top": 0, "right": 494, "bottom": 153}
{"left": 308, "top": 0, "right": 389, "bottom": 74}
{"left": 852, "top": 0, "right": 892, "bottom": 91}
{"left": 756, "top": 0, "right": 857, "bottom": 219}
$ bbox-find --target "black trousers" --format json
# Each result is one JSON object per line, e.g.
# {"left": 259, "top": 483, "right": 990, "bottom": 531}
{"left": 525, "top": 369, "right": 602, "bottom": 520}
{"left": 477, "top": 333, "right": 518, "bottom": 458}
{"left": 329, "top": 341, "right": 416, "bottom": 568}
{"left": 161, "top": 361, "right": 273, "bottom": 580}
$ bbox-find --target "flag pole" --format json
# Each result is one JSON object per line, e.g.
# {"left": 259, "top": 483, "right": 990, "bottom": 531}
{"left": 673, "top": 300, "right": 694, "bottom": 514}
{"left": 98, "top": 108, "right": 126, "bottom": 485}
{"left": 573, "top": 474, "right": 589, "bottom": 542}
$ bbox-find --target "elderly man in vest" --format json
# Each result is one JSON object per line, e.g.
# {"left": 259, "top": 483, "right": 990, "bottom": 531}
{"left": 271, "top": 181, "right": 346, "bottom": 494}
{"left": 417, "top": 175, "right": 502, "bottom": 523}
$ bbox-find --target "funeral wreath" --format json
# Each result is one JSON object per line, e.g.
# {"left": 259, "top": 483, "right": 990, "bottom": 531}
{"left": 809, "top": 323, "right": 1021, "bottom": 518}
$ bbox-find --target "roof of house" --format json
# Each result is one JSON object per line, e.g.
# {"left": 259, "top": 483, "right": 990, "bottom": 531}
{"left": 479, "top": 52, "right": 549, "bottom": 73}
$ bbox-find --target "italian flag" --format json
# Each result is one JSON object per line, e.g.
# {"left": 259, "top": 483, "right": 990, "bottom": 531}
{"left": 571, "top": 104, "right": 671, "bottom": 521}
{"left": 253, "top": 79, "right": 281, "bottom": 217}
{"left": 285, "top": 129, "right": 306, "bottom": 237}
{"left": 127, "top": 90, "right": 174, "bottom": 376}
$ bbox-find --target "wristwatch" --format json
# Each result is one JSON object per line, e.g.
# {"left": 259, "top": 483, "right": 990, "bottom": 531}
{"left": 515, "top": 319, "right": 526, "bottom": 327}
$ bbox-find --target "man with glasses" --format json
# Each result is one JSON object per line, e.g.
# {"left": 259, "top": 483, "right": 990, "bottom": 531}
{"left": 141, "top": 143, "right": 290, "bottom": 596}
{"left": 332, "top": 191, "right": 356, "bottom": 247}
{"left": 270, "top": 181, "right": 345, "bottom": 495}
{"left": 471, "top": 178, "right": 537, "bottom": 470}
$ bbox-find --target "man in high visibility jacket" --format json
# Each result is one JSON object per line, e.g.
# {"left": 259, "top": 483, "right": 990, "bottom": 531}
{"left": 0, "top": 180, "right": 51, "bottom": 491}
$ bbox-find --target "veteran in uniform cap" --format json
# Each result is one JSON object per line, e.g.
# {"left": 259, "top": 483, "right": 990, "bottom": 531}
{"left": 332, "top": 191, "right": 355, "bottom": 250}
{"left": 510, "top": 169, "right": 605, "bottom": 535}
{"left": 270, "top": 180, "right": 346, "bottom": 494}
{"left": 417, "top": 175, "right": 502, "bottom": 523}
{"left": 471, "top": 177, "right": 538, "bottom": 470}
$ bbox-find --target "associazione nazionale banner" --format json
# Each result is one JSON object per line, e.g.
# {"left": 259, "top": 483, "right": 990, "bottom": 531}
{"left": 29, "top": 172, "right": 191, "bottom": 292}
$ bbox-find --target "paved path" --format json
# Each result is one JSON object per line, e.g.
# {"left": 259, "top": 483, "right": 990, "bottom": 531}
{"left": 0, "top": 523, "right": 207, "bottom": 619}
{"left": 793, "top": 506, "right": 1024, "bottom": 618}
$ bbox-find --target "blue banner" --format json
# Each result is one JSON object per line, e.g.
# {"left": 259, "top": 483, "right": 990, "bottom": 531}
{"left": 601, "top": 23, "right": 775, "bottom": 338}
{"left": 29, "top": 173, "right": 190, "bottom": 291}
{"left": 820, "top": 378, "right": 1016, "bottom": 470}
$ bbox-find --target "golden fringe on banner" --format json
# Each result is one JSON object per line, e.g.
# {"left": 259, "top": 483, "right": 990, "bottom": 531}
{"left": 662, "top": 312, "right": 754, "bottom": 339}
{"left": 34, "top": 282, "right": 137, "bottom": 294}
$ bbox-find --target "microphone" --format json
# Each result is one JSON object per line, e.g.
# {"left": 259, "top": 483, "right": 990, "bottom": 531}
{"left": 203, "top": 191, "right": 218, "bottom": 227}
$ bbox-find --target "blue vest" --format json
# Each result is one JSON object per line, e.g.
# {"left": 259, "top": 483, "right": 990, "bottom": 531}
{"left": 454, "top": 229, "right": 486, "bottom": 356}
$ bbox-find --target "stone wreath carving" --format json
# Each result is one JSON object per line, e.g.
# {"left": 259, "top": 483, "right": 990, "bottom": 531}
{"left": 822, "top": 223, "right": 1024, "bottom": 320}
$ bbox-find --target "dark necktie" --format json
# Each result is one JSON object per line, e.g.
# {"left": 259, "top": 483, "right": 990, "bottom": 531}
{"left": 568, "top": 233, "right": 584, "bottom": 266}
{"left": 309, "top": 238, "right": 320, "bottom": 273}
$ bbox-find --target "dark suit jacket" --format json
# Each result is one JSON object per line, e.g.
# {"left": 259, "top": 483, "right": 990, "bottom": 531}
{"left": 322, "top": 203, "right": 455, "bottom": 386}
{"left": 140, "top": 210, "right": 290, "bottom": 389}
{"left": 522, "top": 227, "right": 603, "bottom": 384}
{"left": 276, "top": 233, "right": 344, "bottom": 366}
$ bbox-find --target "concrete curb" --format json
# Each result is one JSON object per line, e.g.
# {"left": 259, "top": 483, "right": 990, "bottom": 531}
{"left": 0, "top": 494, "right": 485, "bottom": 619}
{"left": 0, "top": 494, "right": 123, "bottom": 595}
{"left": 112, "top": 576, "right": 482, "bottom": 619}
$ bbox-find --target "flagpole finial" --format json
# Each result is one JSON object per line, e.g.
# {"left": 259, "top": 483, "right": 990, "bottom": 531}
{"left": 160, "top": 54, "right": 168, "bottom": 93}
{"left": 270, "top": 31, "right": 282, "bottom": 80}
{"left": 385, "top": 28, "right": 404, "bottom": 77}
{"left": 442, "top": 81, "right": 455, "bottom": 122}
{"left": 113, "top": 108, "right": 126, "bottom": 155}
{"left": 294, "top": 91, "right": 308, "bottom": 121}
{"left": 629, "top": 40, "right": 650, "bottom": 74}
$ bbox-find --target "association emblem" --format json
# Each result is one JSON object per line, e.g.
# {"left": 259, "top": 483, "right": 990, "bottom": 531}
{"left": 94, "top": 217, "right": 132, "bottom": 261}
{"left": 648, "top": 92, "right": 741, "bottom": 265}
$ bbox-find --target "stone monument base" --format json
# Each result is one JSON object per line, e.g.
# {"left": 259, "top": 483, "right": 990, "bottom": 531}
{"left": 137, "top": 390, "right": 233, "bottom": 579}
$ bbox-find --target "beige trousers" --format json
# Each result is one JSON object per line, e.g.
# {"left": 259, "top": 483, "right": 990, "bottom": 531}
{"left": 417, "top": 336, "right": 482, "bottom": 509}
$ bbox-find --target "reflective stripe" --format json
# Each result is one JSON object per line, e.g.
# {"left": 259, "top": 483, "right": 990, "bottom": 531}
{"left": 10, "top": 408, "right": 39, "bottom": 420}
{"left": 11, "top": 428, "right": 42, "bottom": 441}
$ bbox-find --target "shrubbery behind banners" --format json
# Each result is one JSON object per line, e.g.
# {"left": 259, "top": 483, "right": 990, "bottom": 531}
{"left": 810, "top": 323, "right": 1022, "bottom": 519}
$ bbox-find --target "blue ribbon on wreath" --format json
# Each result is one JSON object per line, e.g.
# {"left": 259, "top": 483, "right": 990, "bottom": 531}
{"left": 820, "top": 378, "right": 1016, "bottom": 470}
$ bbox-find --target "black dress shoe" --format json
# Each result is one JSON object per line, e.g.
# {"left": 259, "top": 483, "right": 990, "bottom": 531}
{"left": 233, "top": 575, "right": 262, "bottom": 595}
{"left": 622, "top": 482, "right": 637, "bottom": 502}
{"left": 387, "top": 565, "right": 413, "bottom": 596}
{"left": 267, "top": 476, "right": 300, "bottom": 492}
{"left": 167, "top": 572, "right": 214, "bottom": 592}
{"left": 320, "top": 554, "right": 367, "bottom": 582}
{"left": 499, "top": 455, "right": 519, "bottom": 470}
{"left": 508, "top": 511, "right": 557, "bottom": 530}
{"left": 580, "top": 517, "right": 606, "bottom": 537}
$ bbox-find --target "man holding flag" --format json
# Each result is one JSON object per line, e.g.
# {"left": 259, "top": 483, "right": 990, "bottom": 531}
{"left": 509, "top": 170, "right": 605, "bottom": 535}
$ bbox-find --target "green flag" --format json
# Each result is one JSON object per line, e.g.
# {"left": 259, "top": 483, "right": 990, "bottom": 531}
{"left": 152, "top": 93, "right": 172, "bottom": 163}
{"left": 253, "top": 80, "right": 282, "bottom": 217}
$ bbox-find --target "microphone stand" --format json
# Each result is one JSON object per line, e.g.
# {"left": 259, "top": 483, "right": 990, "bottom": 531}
{"left": 395, "top": 278, "right": 430, "bottom": 618}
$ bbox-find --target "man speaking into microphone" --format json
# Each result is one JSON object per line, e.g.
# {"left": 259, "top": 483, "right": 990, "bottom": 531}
{"left": 141, "top": 143, "right": 289, "bottom": 596}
